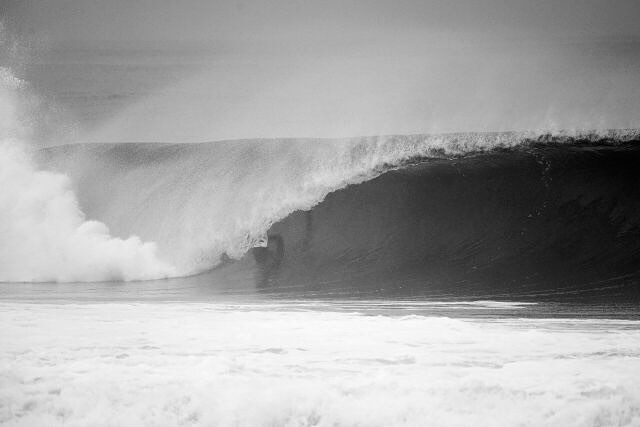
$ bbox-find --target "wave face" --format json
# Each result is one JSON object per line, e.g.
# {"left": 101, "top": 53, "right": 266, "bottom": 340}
{"left": 262, "top": 143, "right": 640, "bottom": 299}
{"left": 38, "top": 132, "right": 640, "bottom": 297}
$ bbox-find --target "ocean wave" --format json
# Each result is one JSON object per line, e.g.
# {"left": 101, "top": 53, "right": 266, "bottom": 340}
{"left": 33, "top": 131, "right": 640, "bottom": 295}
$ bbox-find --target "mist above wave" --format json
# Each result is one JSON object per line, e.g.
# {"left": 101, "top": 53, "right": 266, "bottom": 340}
{"left": 82, "top": 41, "right": 640, "bottom": 145}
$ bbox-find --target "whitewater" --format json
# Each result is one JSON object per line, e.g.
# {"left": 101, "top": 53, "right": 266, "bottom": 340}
{"left": 2, "top": 301, "right": 640, "bottom": 426}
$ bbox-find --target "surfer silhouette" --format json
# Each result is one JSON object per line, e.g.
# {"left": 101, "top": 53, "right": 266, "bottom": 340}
{"left": 252, "top": 234, "right": 285, "bottom": 287}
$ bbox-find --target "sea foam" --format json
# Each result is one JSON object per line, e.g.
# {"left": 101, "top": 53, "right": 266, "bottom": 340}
{"left": 2, "top": 301, "right": 639, "bottom": 426}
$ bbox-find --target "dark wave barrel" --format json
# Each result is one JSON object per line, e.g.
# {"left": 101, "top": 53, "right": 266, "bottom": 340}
{"left": 257, "top": 144, "right": 640, "bottom": 300}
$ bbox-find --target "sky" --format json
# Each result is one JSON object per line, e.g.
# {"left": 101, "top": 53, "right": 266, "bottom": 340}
{"left": 2, "top": 0, "right": 640, "bottom": 142}
{"left": 4, "top": 0, "right": 640, "bottom": 49}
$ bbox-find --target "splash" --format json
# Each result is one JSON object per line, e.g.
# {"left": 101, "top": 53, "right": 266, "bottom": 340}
{"left": 0, "top": 67, "right": 175, "bottom": 282}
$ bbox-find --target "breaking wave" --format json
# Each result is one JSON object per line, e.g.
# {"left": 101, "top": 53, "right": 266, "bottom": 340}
{"left": 3, "top": 57, "right": 638, "bottom": 288}
{"left": 35, "top": 130, "right": 640, "bottom": 298}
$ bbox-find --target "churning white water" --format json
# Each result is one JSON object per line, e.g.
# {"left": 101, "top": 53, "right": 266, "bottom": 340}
{"left": 0, "top": 67, "right": 174, "bottom": 282}
{"left": 1, "top": 301, "right": 639, "bottom": 427}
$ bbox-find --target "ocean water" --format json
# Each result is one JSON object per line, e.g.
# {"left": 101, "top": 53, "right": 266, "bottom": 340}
{"left": 2, "top": 45, "right": 640, "bottom": 426}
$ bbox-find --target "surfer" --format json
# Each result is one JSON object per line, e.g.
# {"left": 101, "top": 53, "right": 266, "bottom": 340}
{"left": 252, "top": 234, "right": 284, "bottom": 265}
{"left": 252, "top": 234, "right": 285, "bottom": 287}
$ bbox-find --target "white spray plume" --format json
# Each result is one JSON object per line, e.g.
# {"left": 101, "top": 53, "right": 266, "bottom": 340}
{"left": 0, "top": 66, "right": 175, "bottom": 282}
